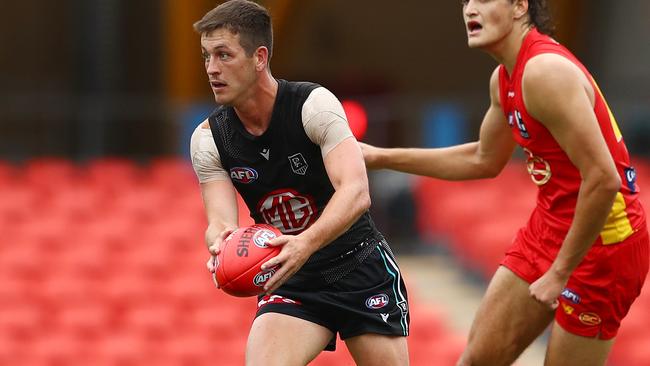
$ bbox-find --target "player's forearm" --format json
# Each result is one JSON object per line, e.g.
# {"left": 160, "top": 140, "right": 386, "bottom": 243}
{"left": 298, "top": 182, "right": 371, "bottom": 251}
{"left": 552, "top": 173, "right": 620, "bottom": 277}
{"left": 373, "top": 142, "right": 501, "bottom": 180}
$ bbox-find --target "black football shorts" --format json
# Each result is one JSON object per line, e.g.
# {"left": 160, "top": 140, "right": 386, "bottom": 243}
{"left": 255, "top": 239, "right": 409, "bottom": 351}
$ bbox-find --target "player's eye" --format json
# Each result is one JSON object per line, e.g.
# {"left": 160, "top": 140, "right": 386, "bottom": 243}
{"left": 219, "top": 52, "right": 231, "bottom": 61}
{"left": 202, "top": 52, "right": 210, "bottom": 61}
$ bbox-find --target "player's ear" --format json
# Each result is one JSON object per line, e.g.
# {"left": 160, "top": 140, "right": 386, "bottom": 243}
{"left": 254, "top": 46, "right": 269, "bottom": 71}
{"left": 513, "top": 0, "right": 529, "bottom": 20}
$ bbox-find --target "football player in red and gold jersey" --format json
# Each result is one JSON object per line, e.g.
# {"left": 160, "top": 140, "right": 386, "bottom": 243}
{"left": 362, "top": 1, "right": 648, "bottom": 365}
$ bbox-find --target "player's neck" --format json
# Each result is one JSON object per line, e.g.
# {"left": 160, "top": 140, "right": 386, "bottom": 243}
{"left": 234, "top": 72, "right": 278, "bottom": 136}
{"left": 486, "top": 24, "right": 532, "bottom": 75}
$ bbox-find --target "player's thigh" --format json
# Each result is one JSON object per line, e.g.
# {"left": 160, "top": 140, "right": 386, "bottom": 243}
{"left": 544, "top": 321, "right": 613, "bottom": 366}
{"left": 458, "top": 266, "right": 555, "bottom": 366}
{"left": 345, "top": 333, "right": 409, "bottom": 366}
{"left": 246, "top": 312, "right": 334, "bottom": 366}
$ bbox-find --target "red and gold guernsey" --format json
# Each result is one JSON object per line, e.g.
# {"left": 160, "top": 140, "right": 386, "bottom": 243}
{"left": 498, "top": 28, "right": 645, "bottom": 245}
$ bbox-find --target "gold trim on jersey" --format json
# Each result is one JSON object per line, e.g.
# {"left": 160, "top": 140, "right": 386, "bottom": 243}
{"left": 600, "top": 192, "right": 634, "bottom": 245}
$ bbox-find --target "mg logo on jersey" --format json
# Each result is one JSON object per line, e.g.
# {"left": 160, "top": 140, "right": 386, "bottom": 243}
{"left": 365, "top": 294, "right": 389, "bottom": 309}
{"left": 252, "top": 228, "right": 278, "bottom": 248}
{"left": 514, "top": 110, "right": 530, "bottom": 139}
{"left": 288, "top": 153, "right": 308, "bottom": 175}
{"left": 257, "top": 189, "right": 317, "bottom": 233}
{"left": 229, "top": 167, "right": 258, "bottom": 184}
{"left": 524, "top": 148, "right": 551, "bottom": 186}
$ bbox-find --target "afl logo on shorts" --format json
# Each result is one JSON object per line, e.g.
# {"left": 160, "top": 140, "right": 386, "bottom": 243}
{"left": 252, "top": 229, "right": 278, "bottom": 248}
{"left": 579, "top": 312, "right": 602, "bottom": 326}
{"left": 365, "top": 294, "right": 389, "bottom": 309}
{"left": 230, "top": 167, "right": 258, "bottom": 184}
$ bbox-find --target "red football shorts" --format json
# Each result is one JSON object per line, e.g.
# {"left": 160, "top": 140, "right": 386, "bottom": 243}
{"left": 502, "top": 217, "right": 649, "bottom": 340}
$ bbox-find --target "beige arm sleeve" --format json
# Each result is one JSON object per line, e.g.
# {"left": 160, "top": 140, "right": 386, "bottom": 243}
{"left": 302, "top": 87, "right": 355, "bottom": 157}
{"left": 189, "top": 122, "right": 229, "bottom": 183}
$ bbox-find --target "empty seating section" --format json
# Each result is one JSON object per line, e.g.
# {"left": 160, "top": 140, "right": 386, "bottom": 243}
{"left": 413, "top": 159, "right": 650, "bottom": 365}
{"left": 0, "top": 157, "right": 461, "bottom": 365}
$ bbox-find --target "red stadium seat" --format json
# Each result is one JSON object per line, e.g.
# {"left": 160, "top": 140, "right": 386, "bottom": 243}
{"left": 54, "top": 298, "right": 114, "bottom": 339}
{"left": 22, "top": 157, "right": 80, "bottom": 190}
{"left": 93, "top": 331, "right": 151, "bottom": 365}
{"left": 84, "top": 157, "right": 142, "bottom": 197}
{"left": 0, "top": 302, "right": 45, "bottom": 338}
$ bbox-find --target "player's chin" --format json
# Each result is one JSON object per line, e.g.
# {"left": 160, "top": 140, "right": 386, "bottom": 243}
{"left": 466, "top": 38, "right": 484, "bottom": 49}
{"left": 212, "top": 93, "right": 232, "bottom": 106}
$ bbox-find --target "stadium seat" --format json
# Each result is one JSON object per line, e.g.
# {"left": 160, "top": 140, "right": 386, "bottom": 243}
{"left": 22, "top": 157, "right": 80, "bottom": 189}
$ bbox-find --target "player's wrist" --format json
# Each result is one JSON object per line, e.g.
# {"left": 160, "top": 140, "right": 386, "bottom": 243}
{"left": 549, "top": 261, "right": 573, "bottom": 279}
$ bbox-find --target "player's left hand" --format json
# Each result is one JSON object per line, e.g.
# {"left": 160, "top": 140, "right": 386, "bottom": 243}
{"left": 529, "top": 269, "right": 568, "bottom": 310}
{"left": 260, "top": 234, "right": 315, "bottom": 294}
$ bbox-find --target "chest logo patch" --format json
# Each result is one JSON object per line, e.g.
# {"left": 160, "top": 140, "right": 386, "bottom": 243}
{"left": 257, "top": 189, "right": 317, "bottom": 233}
{"left": 288, "top": 153, "right": 308, "bottom": 175}
{"left": 524, "top": 148, "right": 551, "bottom": 186}
{"left": 230, "top": 167, "right": 258, "bottom": 184}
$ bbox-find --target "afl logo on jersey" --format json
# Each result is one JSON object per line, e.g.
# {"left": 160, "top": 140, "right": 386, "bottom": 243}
{"left": 230, "top": 167, "right": 258, "bottom": 184}
{"left": 624, "top": 167, "right": 638, "bottom": 193}
{"left": 514, "top": 110, "right": 530, "bottom": 139}
{"left": 257, "top": 189, "right": 317, "bottom": 233}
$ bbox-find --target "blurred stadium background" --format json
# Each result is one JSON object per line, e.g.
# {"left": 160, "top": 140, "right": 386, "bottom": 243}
{"left": 1, "top": 0, "right": 649, "bottom": 365}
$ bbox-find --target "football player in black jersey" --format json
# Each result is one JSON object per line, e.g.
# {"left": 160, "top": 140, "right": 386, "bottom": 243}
{"left": 189, "top": 1, "right": 410, "bottom": 365}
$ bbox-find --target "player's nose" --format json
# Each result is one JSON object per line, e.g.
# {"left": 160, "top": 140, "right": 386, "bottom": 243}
{"left": 463, "top": 0, "right": 479, "bottom": 17}
{"left": 206, "top": 58, "right": 221, "bottom": 75}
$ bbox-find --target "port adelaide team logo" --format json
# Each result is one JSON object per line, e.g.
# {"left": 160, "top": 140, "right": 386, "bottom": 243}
{"left": 288, "top": 153, "right": 308, "bottom": 175}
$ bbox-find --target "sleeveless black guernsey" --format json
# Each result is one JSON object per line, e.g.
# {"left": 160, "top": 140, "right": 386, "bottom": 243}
{"left": 208, "top": 79, "right": 378, "bottom": 269}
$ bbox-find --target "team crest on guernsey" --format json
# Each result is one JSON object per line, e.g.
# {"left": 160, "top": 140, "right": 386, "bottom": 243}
{"left": 288, "top": 153, "right": 308, "bottom": 175}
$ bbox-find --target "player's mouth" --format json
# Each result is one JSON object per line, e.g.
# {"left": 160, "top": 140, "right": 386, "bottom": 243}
{"left": 210, "top": 80, "right": 227, "bottom": 90}
{"left": 467, "top": 20, "right": 483, "bottom": 36}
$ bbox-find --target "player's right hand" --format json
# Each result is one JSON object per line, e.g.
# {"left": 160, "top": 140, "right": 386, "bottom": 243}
{"left": 206, "top": 227, "right": 236, "bottom": 256}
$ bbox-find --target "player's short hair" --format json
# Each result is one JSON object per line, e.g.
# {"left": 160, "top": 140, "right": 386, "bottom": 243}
{"left": 524, "top": 0, "right": 554, "bottom": 35}
{"left": 194, "top": 0, "right": 273, "bottom": 59}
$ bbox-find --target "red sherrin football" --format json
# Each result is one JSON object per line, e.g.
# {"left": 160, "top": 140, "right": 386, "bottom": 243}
{"left": 214, "top": 224, "right": 282, "bottom": 297}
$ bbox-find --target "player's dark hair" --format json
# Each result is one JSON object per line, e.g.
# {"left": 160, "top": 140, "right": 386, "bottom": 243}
{"left": 523, "top": 0, "right": 555, "bottom": 35}
{"left": 194, "top": 0, "right": 273, "bottom": 59}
